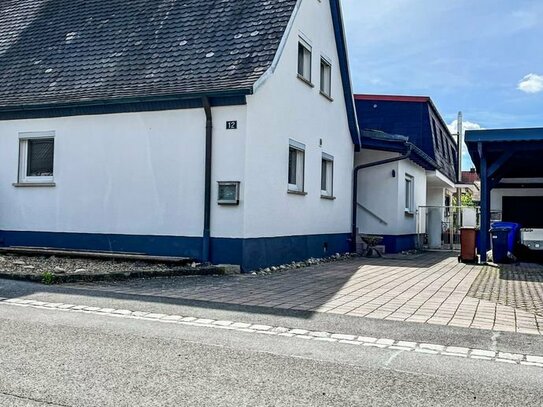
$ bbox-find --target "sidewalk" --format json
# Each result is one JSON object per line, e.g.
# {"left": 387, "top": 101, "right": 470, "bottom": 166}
{"left": 70, "top": 251, "right": 543, "bottom": 335}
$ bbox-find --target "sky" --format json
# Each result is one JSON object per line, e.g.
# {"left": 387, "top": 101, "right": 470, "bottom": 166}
{"left": 342, "top": 0, "right": 543, "bottom": 169}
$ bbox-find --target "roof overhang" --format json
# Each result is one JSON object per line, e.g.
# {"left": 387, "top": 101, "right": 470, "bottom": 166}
{"left": 329, "top": 0, "right": 361, "bottom": 150}
{"left": 466, "top": 127, "right": 543, "bottom": 179}
{"left": 0, "top": 89, "right": 251, "bottom": 120}
{"left": 426, "top": 170, "right": 456, "bottom": 189}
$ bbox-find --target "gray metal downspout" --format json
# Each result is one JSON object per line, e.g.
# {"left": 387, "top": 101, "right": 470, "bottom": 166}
{"left": 202, "top": 97, "right": 212, "bottom": 263}
{"left": 351, "top": 145, "right": 414, "bottom": 252}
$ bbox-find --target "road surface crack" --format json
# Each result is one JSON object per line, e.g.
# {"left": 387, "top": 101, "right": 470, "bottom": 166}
{"left": 0, "top": 390, "right": 72, "bottom": 407}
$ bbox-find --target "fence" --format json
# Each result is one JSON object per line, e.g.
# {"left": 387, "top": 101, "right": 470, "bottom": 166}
{"left": 416, "top": 206, "right": 481, "bottom": 250}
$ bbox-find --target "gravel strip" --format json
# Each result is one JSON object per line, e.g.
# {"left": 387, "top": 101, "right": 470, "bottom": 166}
{"left": 0, "top": 253, "right": 227, "bottom": 284}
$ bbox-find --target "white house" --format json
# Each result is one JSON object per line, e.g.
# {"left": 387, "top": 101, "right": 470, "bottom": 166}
{"left": 0, "top": 0, "right": 360, "bottom": 271}
{"left": 353, "top": 95, "right": 459, "bottom": 253}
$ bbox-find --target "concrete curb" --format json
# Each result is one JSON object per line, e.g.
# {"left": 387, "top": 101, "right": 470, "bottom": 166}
{"left": 0, "top": 265, "right": 237, "bottom": 285}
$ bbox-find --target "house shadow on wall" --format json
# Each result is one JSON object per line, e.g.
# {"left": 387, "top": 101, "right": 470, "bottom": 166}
{"left": 0, "top": 252, "right": 455, "bottom": 320}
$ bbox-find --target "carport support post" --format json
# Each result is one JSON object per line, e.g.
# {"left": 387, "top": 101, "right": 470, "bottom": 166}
{"left": 479, "top": 142, "right": 490, "bottom": 263}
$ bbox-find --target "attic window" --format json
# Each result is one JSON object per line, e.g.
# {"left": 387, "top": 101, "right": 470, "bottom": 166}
{"left": 320, "top": 57, "right": 332, "bottom": 99}
{"left": 297, "top": 39, "right": 312, "bottom": 84}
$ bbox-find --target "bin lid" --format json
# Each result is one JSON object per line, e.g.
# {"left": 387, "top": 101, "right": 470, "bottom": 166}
{"left": 491, "top": 222, "right": 520, "bottom": 230}
{"left": 490, "top": 227, "right": 513, "bottom": 232}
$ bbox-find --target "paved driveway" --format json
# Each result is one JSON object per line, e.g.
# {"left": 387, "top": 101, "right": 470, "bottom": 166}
{"left": 72, "top": 251, "right": 543, "bottom": 335}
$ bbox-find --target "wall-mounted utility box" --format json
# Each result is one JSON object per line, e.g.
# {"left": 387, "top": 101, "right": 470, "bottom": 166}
{"left": 217, "top": 181, "right": 240, "bottom": 205}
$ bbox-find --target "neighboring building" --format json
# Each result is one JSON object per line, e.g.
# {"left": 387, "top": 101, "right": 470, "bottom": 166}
{"left": 0, "top": 0, "right": 360, "bottom": 272}
{"left": 353, "top": 95, "right": 459, "bottom": 252}
{"left": 461, "top": 169, "right": 480, "bottom": 184}
{"left": 461, "top": 168, "right": 481, "bottom": 203}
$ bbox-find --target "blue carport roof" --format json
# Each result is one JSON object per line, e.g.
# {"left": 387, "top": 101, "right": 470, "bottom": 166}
{"left": 466, "top": 127, "right": 543, "bottom": 177}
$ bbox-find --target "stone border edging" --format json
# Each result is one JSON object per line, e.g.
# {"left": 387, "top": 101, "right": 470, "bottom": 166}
{"left": 0, "top": 265, "right": 234, "bottom": 285}
{"left": 2, "top": 297, "right": 543, "bottom": 368}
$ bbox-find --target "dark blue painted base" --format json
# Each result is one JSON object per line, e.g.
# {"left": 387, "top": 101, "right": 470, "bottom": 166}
{"left": 237, "top": 233, "right": 351, "bottom": 272}
{"left": 0, "top": 230, "right": 351, "bottom": 273}
{"left": 382, "top": 234, "right": 420, "bottom": 253}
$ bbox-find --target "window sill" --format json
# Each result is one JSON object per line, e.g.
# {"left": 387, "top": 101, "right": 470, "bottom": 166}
{"left": 404, "top": 210, "right": 415, "bottom": 217}
{"left": 319, "top": 91, "right": 334, "bottom": 102}
{"left": 288, "top": 190, "right": 307, "bottom": 196}
{"left": 321, "top": 195, "right": 336, "bottom": 200}
{"left": 13, "top": 182, "right": 56, "bottom": 188}
{"left": 297, "top": 74, "right": 314, "bottom": 88}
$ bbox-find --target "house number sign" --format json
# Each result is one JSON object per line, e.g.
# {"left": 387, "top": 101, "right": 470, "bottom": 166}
{"left": 226, "top": 121, "right": 238, "bottom": 130}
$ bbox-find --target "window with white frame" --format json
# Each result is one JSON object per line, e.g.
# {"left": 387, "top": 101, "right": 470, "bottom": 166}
{"left": 405, "top": 174, "right": 414, "bottom": 214}
{"left": 297, "top": 39, "right": 312, "bottom": 83}
{"left": 321, "top": 153, "right": 334, "bottom": 197}
{"left": 18, "top": 132, "right": 55, "bottom": 184}
{"left": 288, "top": 140, "right": 305, "bottom": 193}
{"left": 320, "top": 57, "right": 332, "bottom": 98}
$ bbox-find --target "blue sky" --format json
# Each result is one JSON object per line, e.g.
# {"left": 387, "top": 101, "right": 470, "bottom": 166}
{"left": 342, "top": 0, "right": 543, "bottom": 168}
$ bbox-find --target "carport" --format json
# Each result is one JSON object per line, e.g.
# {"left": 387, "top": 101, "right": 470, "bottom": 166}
{"left": 466, "top": 127, "right": 543, "bottom": 262}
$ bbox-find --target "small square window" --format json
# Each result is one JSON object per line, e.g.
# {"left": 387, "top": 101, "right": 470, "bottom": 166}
{"left": 18, "top": 132, "right": 55, "bottom": 184}
{"left": 321, "top": 154, "right": 334, "bottom": 198}
{"left": 405, "top": 174, "right": 414, "bottom": 214}
{"left": 297, "top": 40, "right": 312, "bottom": 83}
{"left": 288, "top": 140, "right": 305, "bottom": 193}
{"left": 218, "top": 182, "right": 240, "bottom": 205}
{"left": 320, "top": 58, "right": 332, "bottom": 98}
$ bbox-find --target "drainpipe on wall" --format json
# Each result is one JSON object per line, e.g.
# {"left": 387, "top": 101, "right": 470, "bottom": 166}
{"left": 202, "top": 96, "right": 213, "bottom": 263}
{"left": 351, "top": 145, "right": 414, "bottom": 253}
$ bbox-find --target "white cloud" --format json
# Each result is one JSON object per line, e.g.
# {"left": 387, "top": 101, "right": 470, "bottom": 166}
{"left": 517, "top": 73, "right": 543, "bottom": 94}
{"left": 447, "top": 119, "right": 484, "bottom": 170}
{"left": 447, "top": 119, "right": 483, "bottom": 136}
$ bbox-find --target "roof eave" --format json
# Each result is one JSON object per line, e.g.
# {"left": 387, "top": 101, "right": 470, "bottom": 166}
{"left": 329, "top": 0, "right": 361, "bottom": 149}
{"left": 0, "top": 88, "right": 253, "bottom": 113}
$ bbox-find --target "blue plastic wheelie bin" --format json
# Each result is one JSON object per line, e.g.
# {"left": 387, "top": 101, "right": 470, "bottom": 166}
{"left": 489, "top": 222, "right": 520, "bottom": 263}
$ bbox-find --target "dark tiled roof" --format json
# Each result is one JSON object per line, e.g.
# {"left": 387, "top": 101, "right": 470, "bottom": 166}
{"left": 0, "top": 0, "right": 297, "bottom": 108}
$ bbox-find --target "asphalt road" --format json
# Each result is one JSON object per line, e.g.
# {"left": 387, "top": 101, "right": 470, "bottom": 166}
{"left": 1, "top": 278, "right": 543, "bottom": 406}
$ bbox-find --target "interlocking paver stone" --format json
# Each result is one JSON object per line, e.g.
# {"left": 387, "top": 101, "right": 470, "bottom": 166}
{"left": 69, "top": 252, "right": 543, "bottom": 335}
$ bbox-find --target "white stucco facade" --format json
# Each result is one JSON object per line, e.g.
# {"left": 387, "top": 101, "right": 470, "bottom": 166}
{"left": 354, "top": 150, "right": 427, "bottom": 239}
{"left": 243, "top": 0, "right": 354, "bottom": 238}
{"left": 0, "top": 106, "right": 250, "bottom": 238}
{"left": 0, "top": 0, "right": 356, "bottom": 269}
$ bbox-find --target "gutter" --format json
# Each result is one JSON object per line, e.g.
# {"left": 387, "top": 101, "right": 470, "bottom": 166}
{"left": 351, "top": 144, "right": 414, "bottom": 252}
{"left": 202, "top": 97, "right": 213, "bottom": 263}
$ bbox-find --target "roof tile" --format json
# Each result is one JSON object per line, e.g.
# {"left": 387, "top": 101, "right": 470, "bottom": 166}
{"left": 0, "top": 0, "right": 297, "bottom": 107}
